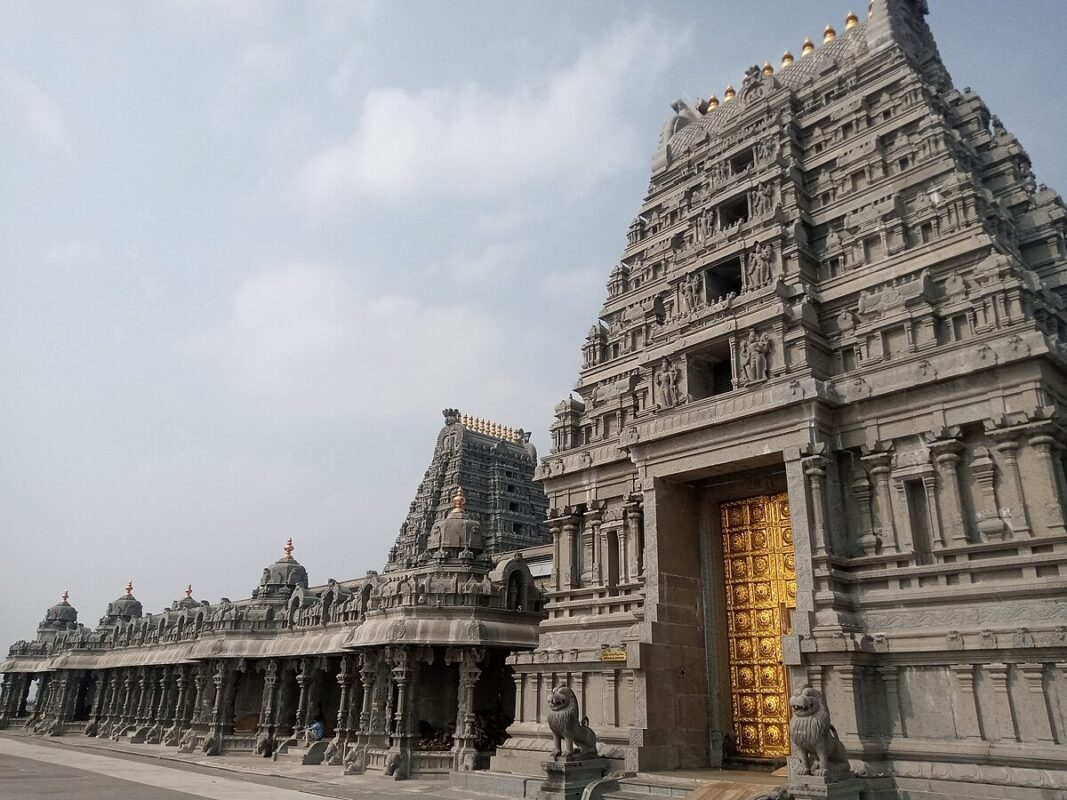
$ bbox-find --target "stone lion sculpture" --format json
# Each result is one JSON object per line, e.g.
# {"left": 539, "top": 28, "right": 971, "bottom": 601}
{"left": 547, "top": 684, "right": 597, "bottom": 759}
{"left": 254, "top": 729, "right": 273, "bottom": 757}
{"left": 788, "top": 686, "right": 851, "bottom": 779}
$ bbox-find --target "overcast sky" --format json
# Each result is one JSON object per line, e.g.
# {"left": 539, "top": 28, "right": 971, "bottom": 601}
{"left": 2, "top": 1, "right": 1065, "bottom": 649}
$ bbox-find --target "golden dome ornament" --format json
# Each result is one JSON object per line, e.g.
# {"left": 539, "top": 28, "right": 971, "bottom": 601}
{"left": 824, "top": 24, "right": 837, "bottom": 43}
{"left": 762, "top": 62, "right": 774, "bottom": 76}
{"left": 724, "top": 84, "right": 736, "bottom": 102}
{"left": 707, "top": 94, "right": 720, "bottom": 110}
{"left": 802, "top": 37, "right": 815, "bottom": 56}
{"left": 781, "top": 50, "right": 794, "bottom": 68}
{"left": 845, "top": 10, "right": 859, "bottom": 30}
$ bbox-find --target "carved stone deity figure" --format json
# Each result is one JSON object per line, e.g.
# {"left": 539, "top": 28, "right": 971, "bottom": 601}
{"left": 756, "top": 135, "right": 779, "bottom": 165}
{"left": 740, "top": 330, "right": 771, "bottom": 383}
{"left": 746, "top": 242, "right": 773, "bottom": 288}
{"left": 750, "top": 182, "right": 775, "bottom": 217}
{"left": 679, "top": 276, "right": 695, "bottom": 313}
{"left": 656, "top": 358, "right": 680, "bottom": 408}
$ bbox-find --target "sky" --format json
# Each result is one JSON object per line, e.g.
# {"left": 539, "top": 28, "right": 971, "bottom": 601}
{"left": 2, "top": 0, "right": 1066, "bottom": 651}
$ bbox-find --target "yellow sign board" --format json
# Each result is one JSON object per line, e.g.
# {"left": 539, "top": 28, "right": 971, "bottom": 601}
{"left": 600, "top": 647, "right": 627, "bottom": 662}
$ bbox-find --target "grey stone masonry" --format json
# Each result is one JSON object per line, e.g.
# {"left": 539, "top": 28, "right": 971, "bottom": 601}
{"left": 494, "top": 2, "right": 1067, "bottom": 799}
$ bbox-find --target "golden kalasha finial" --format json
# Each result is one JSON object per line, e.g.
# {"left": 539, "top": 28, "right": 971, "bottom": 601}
{"left": 284, "top": 537, "right": 294, "bottom": 559}
{"left": 61, "top": 590, "right": 69, "bottom": 603}
{"left": 125, "top": 581, "right": 134, "bottom": 596}
{"left": 185, "top": 584, "right": 193, "bottom": 598}
{"left": 762, "top": 62, "right": 774, "bottom": 76}
{"left": 453, "top": 487, "right": 466, "bottom": 514}
{"left": 802, "top": 37, "right": 815, "bottom": 56}
{"left": 823, "top": 24, "right": 836, "bottom": 43}
{"left": 724, "top": 85, "right": 736, "bottom": 102}
{"left": 845, "top": 10, "right": 859, "bottom": 30}
{"left": 707, "top": 94, "right": 719, "bottom": 110}
{"left": 781, "top": 50, "right": 794, "bottom": 68}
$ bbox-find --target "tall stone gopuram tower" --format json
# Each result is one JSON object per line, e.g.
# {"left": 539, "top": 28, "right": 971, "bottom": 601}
{"left": 493, "top": 2, "right": 1067, "bottom": 797}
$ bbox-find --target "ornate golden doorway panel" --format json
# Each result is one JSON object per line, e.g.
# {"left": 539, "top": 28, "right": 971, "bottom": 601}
{"left": 720, "top": 492, "right": 797, "bottom": 758}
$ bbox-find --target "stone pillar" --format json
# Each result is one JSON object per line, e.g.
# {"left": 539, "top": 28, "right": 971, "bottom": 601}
{"left": 878, "top": 665, "right": 905, "bottom": 738}
{"left": 930, "top": 439, "right": 967, "bottom": 543}
{"left": 191, "top": 665, "right": 207, "bottom": 725}
{"left": 257, "top": 660, "right": 278, "bottom": 745}
{"left": 971, "top": 447, "right": 1007, "bottom": 540}
{"left": 833, "top": 665, "right": 863, "bottom": 739}
{"left": 803, "top": 454, "right": 831, "bottom": 556}
{"left": 101, "top": 672, "right": 121, "bottom": 735}
{"left": 852, "top": 471, "right": 879, "bottom": 555}
{"left": 388, "top": 647, "right": 413, "bottom": 779}
{"left": 624, "top": 503, "right": 643, "bottom": 579}
{"left": 358, "top": 654, "right": 376, "bottom": 736}
{"left": 587, "top": 507, "right": 604, "bottom": 585}
{"left": 1027, "top": 433, "right": 1067, "bottom": 532}
{"left": 0, "top": 674, "right": 13, "bottom": 728}
{"left": 1016, "top": 663, "right": 1055, "bottom": 742}
{"left": 603, "top": 670, "right": 618, "bottom": 728}
{"left": 303, "top": 660, "right": 322, "bottom": 730}
{"left": 982, "top": 663, "right": 1017, "bottom": 741}
{"left": 864, "top": 454, "right": 899, "bottom": 552}
{"left": 167, "top": 666, "right": 189, "bottom": 742}
{"left": 549, "top": 517, "right": 563, "bottom": 591}
{"left": 119, "top": 670, "right": 136, "bottom": 733}
{"left": 273, "top": 662, "right": 293, "bottom": 738}
{"left": 992, "top": 434, "right": 1032, "bottom": 537}
{"left": 209, "top": 661, "right": 227, "bottom": 730}
{"left": 293, "top": 658, "right": 309, "bottom": 733}
{"left": 921, "top": 473, "right": 945, "bottom": 549}
{"left": 951, "top": 665, "right": 981, "bottom": 742}
{"left": 157, "top": 668, "right": 174, "bottom": 724}
{"left": 450, "top": 647, "right": 484, "bottom": 772}
{"left": 333, "top": 657, "right": 352, "bottom": 754}
{"left": 512, "top": 673, "right": 525, "bottom": 723}
{"left": 562, "top": 515, "right": 580, "bottom": 589}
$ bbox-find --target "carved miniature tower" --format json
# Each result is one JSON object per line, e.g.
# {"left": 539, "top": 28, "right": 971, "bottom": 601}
{"left": 496, "top": 3, "right": 1067, "bottom": 797}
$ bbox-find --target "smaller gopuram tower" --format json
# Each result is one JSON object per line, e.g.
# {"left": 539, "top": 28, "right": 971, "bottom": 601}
{"left": 386, "top": 409, "right": 549, "bottom": 570}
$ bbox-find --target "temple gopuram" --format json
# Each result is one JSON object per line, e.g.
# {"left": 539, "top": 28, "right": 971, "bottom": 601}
{"left": 4, "top": 2, "right": 1067, "bottom": 799}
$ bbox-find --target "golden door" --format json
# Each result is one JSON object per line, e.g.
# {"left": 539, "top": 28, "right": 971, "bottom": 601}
{"left": 720, "top": 492, "right": 797, "bottom": 758}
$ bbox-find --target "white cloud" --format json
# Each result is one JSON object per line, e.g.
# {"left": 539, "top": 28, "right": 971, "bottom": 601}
{"left": 294, "top": 16, "right": 681, "bottom": 215}
{"left": 0, "top": 67, "right": 63, "bottom": 148}
{"left": 181, "top": 263, "right": 527, "bottom": 421}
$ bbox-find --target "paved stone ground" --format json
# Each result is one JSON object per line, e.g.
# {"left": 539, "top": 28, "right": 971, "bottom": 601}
{"left": 0, "top": 733, "right": 491, "bottom": 800}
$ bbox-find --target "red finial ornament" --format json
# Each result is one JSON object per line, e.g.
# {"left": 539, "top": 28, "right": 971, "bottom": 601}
{"left": 284, "top": 538, "right": 294, "bottom": 559}
{"left": 125, "top": 581, "right": 134, "bottom": 596}
{"left": 185, "top": 584, "right": 193, "bottom": 598}
{"left": 61, "top": 590, "right": 69, "bottom": 604}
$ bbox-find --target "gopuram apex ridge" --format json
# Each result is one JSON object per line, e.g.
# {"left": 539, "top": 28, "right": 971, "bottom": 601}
{"left": 5, "top": 2, "right": 1067, "bottom": 799}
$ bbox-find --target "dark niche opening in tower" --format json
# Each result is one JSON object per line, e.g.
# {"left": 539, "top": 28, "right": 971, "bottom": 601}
{"left": 705, "top": 256, "right": 743, "bottom": 301}
{"left": 718, "top": 195, "right": 749, "bottom": 228}
{"left": 686, "top": 340, "right": 733, "bottom": 401}
{"left": 729, "top": 147, "right": 754, "bottom": 176}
